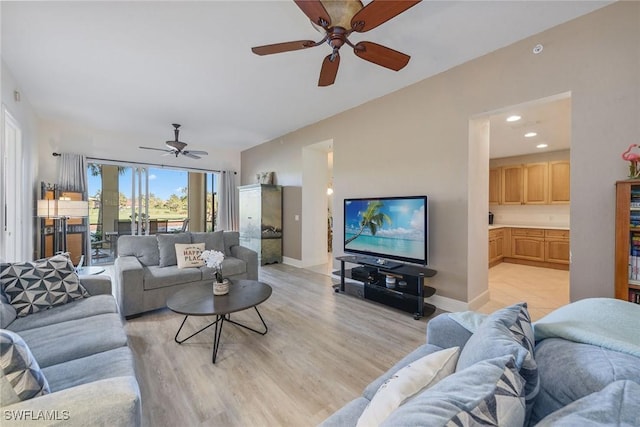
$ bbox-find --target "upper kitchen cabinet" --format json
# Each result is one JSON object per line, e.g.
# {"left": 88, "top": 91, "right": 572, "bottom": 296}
{"left": 491, "top": 159, "right": 570, "bottom": 205}
{"left": 549, "top": 160, "right": 570, "bottom": 204}
{"left": 501, "top": 165, "right": 524, "bottom": 205}
{"left": 524, "top": 162, "right": 549, "bottom": 204}
{"left": 489, "top": 167, "right": 501, "bottom": 205}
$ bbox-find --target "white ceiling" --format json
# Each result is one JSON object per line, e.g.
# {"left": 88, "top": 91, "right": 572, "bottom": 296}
{"left": 489, "top": 94, "right": 571, "bottom": 159}
{"left": 1, "top": 1, "right": 608, "bottom": 154}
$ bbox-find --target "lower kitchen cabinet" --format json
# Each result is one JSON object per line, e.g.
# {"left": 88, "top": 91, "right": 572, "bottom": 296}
{"left": 488, "top": 228, "right": 505, "bottom": 267}
{"left": 490, "top": 227, "right": 569, "bottom": 270}
{"left": 544, "top": 229, "right": 570, "bottom": 264}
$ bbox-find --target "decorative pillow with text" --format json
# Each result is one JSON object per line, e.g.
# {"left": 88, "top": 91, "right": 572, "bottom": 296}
{"left": 175, "top": 243, "right": 205, "bottom": 269}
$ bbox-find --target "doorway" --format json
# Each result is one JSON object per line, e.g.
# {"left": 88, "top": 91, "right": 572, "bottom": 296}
{"left": 301, "top": 139, "right": 333, "bottom": 269}
{"left": 1, "top": 108, "right": 24, "bottom": 262}
{"left": 471, "top": 93, "right": 571, "bottom": 317}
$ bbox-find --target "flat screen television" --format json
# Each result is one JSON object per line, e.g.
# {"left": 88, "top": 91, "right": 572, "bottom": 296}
{"left": 343, "top": 195, "right": 428, "bottom": 267}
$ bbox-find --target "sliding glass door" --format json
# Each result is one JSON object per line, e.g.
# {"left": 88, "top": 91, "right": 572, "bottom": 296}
{"left": 87, "top": 161, "right": 217, "bottom": 265}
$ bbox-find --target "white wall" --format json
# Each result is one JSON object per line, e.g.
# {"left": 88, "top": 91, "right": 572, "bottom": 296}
{"left": 301, "top": 141, "right": 330, "bottom": 267}
{"left": 36, "top": 118, "right": 241, "bottom": 185}
{"left": 1, "top": 61, "right": 39, "bottom": 260}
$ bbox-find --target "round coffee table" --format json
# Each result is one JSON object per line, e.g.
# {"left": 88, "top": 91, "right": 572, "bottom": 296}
{"left": 166, "top": 279, "right": 272, "bottom": 363}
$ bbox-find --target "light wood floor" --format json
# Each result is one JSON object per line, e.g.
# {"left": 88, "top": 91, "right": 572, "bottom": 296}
{"left": 114, "top": 261, "right": 567, "bottom": 426}
{"left": 479, "top": 262, "right": 569, "bottom": 321}
{"left": 122, "top": 264, "right": 439, "bottom": 426}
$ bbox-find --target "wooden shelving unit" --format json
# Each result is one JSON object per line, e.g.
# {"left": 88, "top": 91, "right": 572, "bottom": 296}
{"left": 615, "top": 180, "right": 640, "bottom": 304}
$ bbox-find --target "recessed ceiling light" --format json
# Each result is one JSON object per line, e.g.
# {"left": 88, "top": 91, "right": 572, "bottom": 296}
{"left": 536, "top": 143, "right": 548, "bottom": 149}
{"left": 506, "top": 115, "right": 521, "bottom": 122}
{"left": 524, "top": 132, "right": 537, "bottom": 138}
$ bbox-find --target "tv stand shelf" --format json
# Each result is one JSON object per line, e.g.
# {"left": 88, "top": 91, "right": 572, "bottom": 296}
{"left": 335, "top": 256, "right": 437, "bottom": 319}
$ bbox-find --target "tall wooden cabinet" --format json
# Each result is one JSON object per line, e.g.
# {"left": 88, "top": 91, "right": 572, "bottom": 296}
{"left": 238, "top": 184, "right": 283, "bottom": 265}
{"left": 39, "top": 183, "right": 87, "bottom": 266}
{"left": 615, "top": 180, "right": 640, "bottom": 303}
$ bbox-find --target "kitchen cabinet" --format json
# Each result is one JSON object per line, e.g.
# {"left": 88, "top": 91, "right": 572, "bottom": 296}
{"left": 492, "top": 160, "right": 570, "bottom": 205}
{"left": 510, "top": 228, "right": 545, "bottom": 262}
{"left": 489, "top": 168, "right": 501, "bottom": 205}
{"left": 501, "top": 165, "right": 524, "bottom": 205}
{"left": 544, "top": 229, "right": 570, "bottom": 264}
{"left": 488, "top": 228, "right": 505, "bottom": 267}
{"left": 549, "top": 161, "right": 570, "bottom": 204}
{"left": 524, "top": 163, "right": 548, "bottom": 204}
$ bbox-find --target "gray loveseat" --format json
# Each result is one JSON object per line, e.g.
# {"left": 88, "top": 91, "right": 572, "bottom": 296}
{"left": 0, "top": 274, "right": 141, "bottom": 426}
{"left": 322, "top": 298, "right": 640, "bottom": 426}
{"left": 114, "top": 231, "right": 258, "bottom": 318}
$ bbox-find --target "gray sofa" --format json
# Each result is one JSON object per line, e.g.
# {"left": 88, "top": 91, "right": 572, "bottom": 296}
{"left": 0, "top": 274, "right": 141, "bottom": 426}
{"left": 321, "top": 298, "right": 640, "bottom": 426}
{"left": 114, "top": 231, "right": 258, "bottom": 318}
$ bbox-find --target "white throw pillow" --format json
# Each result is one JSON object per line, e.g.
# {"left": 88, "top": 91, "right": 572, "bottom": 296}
{"left": 175, "top": 243, "right": 205, "bottom": 269}
{"left": 356, "top": 346, "right": 460, "bottom": 427}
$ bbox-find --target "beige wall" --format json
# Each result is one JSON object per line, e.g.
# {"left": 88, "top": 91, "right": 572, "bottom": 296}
{"left": 242, "top": 2, "right": 639, "bottom": 305}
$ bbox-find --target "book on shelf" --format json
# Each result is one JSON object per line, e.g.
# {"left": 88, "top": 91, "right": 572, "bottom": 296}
{"left": 629, "top": 289, "right": 640, "bottom": 304}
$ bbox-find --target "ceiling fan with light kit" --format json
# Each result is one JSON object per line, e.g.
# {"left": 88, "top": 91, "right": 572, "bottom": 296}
{"left": 139, "top": 124, "right": 208, "bottom": 159}
{"left": 251, "top": 0, "right": 421, "bottom": 86}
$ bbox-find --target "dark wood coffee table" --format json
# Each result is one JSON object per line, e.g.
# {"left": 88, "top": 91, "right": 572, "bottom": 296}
{"left": 166, "top": 280, "right": 272, "bottom": 363}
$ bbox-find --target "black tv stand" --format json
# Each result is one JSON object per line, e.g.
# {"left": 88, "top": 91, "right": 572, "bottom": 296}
{"left": 357, "top": 257, "right": 404, "bottom": 270}
{"left": 335, "top": 255, "right": 437, "bottom": 319}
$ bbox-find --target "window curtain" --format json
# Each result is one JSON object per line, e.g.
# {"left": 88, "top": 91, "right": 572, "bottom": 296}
{"left": 218, "top": 170, "right": 238, "bottom": 231}
{"left": 57, "top": 153, "right": 87, "bottom": 196}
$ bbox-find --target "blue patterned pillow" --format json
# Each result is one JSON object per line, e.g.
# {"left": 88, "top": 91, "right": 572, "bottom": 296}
{"left": 381, "top": 355, "right": 526, "bottom": 426}
{"left": 0, "top": 329, "right": 50, "bottom": 403}
{"left": 456, "top": 302, "right": 538, "bottom": 420}
{"left": 0, "top": 254, "right": 89, "bottom": 317}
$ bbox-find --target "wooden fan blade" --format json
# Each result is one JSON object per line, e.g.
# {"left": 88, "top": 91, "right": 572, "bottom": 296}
{"left": 354, "top": 41, "right": 410, "bottom": 71}
{"left": 351, "top": 0, "right": 421, "bottom": 33}
{"left": 252, "top": 40, "right": 317, "bottom": 56}
{"left": 318, "top": 53, "right": 340, "bottom": 87}
{"left": 294, "top": 0, "right": 331, "bottom": 27}
{"left": 139, "top": 146, "right": 172, "bottom": 153}
{"left": 185, "top": 150, "right": 208, "bottom": 155}
{"left": 183, "top": 153, "right": 201, "bottom": 159}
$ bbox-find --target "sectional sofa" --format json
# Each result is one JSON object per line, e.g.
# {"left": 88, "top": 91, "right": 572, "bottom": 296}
{"left": 321, "top": 298, "right": 640, "bottom": 426}
{"left": 0, "top": 264, "right": 140, "bottom": 426}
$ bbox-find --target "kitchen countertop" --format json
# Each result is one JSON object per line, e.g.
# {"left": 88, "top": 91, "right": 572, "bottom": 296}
{"left": 489, "top": 224, "right": 570, "bottom": 230}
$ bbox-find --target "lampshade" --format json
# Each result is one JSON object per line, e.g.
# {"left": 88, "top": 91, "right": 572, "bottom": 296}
{"left": 311, "top": 0, "right": 364, "bottom": 31}
{"left": 37, "top": 199, "right": 58, "bottom": 218}
{"left": 57, "top": 199, "right": 89, "bottom": 218}
{"left": 37, "top": 199, "right": 89, "bottom": 218}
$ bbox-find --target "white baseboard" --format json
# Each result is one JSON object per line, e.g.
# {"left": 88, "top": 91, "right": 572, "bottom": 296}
{"left": 424, "top": 294, "right": 469, "bottom": 313}
{"left": 467, "top": 290, "right": 491, "bottom": 311}
{"left": 282, "top": 257, "right": 304, "bottom": 268}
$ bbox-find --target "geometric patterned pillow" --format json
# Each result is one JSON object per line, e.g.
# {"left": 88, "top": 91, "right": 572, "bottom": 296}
{"left": 0, "top": 329, "right": 50, "bottom": 403}
{"left": 456, "top": 302, "right": 538, "bottom": 423}
{"left": 381, "top": 355, "right": 526, "bottom": 427}
{"left": 0, "top": 254, "right": 89, "bottom": 317}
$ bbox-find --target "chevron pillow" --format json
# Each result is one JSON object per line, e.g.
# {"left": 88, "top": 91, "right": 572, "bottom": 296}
{"left": 0, "top": 254, "right": 89, "bottom": 317}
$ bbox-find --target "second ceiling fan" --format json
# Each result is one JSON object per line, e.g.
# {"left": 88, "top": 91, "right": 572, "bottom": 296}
{"left": 251, "top": 0, "right": 421, "bottom": 87}
{"left": 139, "top": 124, "right": 209, "bottom": 159}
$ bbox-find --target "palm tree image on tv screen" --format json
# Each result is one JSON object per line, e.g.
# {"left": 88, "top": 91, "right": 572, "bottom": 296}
{"left": 344, "top": 197, "right": 427, "bottom": 264}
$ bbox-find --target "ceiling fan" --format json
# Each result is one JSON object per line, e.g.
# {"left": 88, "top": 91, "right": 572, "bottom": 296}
{"left": 139, "top": 124, "right": 209, "bottom": 159}
{"left": 251, "top": 0, "right": 421, "bottom": 86}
